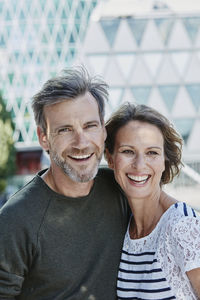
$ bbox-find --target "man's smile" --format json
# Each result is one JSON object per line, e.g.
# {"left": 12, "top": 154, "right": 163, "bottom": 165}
{"left": 68, "top": 153, "right": 94, "bottom": 161}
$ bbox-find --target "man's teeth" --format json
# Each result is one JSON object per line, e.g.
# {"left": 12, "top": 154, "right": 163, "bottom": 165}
{"left": 70, "top": 154, "right": 91, "bottom": 160}
{"left": 127, "top": 175, "right": 149, "bottom": 183}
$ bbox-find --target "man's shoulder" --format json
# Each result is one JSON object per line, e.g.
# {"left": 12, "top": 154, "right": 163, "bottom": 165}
{"left": 10, "top": 174, "right": 41, "bottom": 199}
{"left": 95, "top": 165, "right": 126, "bottom": 196}
{"left": 1, "top": 172, "right": 46, "bottom": 216}
{"left": 96, "top": 165, "right": 127, "bottom": 194}
{"left": 96, "top": 165, "right": 115, "bottom": 182}
{"left": 95, "top": 165, "right": 129, "bottom": 218}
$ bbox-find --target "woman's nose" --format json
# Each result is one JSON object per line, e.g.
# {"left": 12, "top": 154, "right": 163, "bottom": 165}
{"left": 132, "top": 154, "right": 146, "bottom": 169}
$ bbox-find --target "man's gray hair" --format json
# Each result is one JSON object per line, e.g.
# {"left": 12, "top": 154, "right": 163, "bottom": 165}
{"left": 32, "top": 66, "right": 109, "bottom": 132}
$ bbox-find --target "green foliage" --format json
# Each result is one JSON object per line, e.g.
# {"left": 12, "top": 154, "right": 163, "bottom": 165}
{"left": 0, "top": 93, "right": 16, "bottom": 193}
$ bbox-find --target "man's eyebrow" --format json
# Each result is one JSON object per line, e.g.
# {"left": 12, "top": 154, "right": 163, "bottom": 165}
{"left": 53, "top": 120, "right": 101, "bottom": 131}
{"left": 84, "top": 120, "right": 100, "bottom": 125}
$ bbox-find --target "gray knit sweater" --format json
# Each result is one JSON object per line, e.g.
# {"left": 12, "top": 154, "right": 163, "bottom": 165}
{"left": 0, "top": 168, "right": 129, "bottom": 300}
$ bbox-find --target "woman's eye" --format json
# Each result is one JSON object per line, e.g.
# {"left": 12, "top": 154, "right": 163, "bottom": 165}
{"left": 148, "top": 151, "right": 158, "bottom": 155}
{"left": 122, "top": 150, "right": 134, "bottom": 154}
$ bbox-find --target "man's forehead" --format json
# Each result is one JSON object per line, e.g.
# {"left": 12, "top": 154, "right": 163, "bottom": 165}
{"left": 44, "top": 98, "right": 101, "bottom": 127}
{"left": 45, "top": 92, "right": 98, "bottom": 109}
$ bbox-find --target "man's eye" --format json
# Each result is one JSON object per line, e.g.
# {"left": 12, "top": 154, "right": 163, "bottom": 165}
{"left": 58, "top": 128, "right": 70, "bottom": 134}
{"left": 86, "top": 124, "right": 98, "bottom": 129}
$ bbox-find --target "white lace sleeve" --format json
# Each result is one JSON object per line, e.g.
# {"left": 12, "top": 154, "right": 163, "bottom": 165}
{"left": 171, "top": 216, "right": 200, "bottom": 273}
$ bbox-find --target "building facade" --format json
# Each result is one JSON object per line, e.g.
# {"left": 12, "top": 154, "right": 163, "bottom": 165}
{"left": 0, "top": 0, "right": 200, "bottom": 188}
{"left": 0, "top": 0, "right": 98, "bottom": 174}
{"left": 80, "top": 0, "right": 200, "bottom": 167}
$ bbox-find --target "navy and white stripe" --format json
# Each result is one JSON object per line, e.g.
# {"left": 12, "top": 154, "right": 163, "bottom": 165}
{"left": 117, "top": 202, "right": 200, "bottom": 299}
{"left": 117, "top": 250, "right": 176, "bottom": 300}
{"left": 174, "top": 201, "right": 196, "bottom": 217}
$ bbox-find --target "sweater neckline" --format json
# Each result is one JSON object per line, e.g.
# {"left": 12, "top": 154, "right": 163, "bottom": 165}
{"left": 36, "top": 169, "right": 97, "bottom": 201}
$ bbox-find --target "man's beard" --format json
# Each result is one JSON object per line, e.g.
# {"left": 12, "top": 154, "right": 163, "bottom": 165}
{"left": 50, "top": 149, "right": 103, "bottom": 183}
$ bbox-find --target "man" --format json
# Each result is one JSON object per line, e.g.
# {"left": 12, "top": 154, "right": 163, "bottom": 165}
{"left": 0, "top": 67, "right": 129, "bottom": 299}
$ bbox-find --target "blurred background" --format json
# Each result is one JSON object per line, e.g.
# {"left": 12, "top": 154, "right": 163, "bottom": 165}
{"left": 0, "top": 0, "right": 199, "bottom": 210}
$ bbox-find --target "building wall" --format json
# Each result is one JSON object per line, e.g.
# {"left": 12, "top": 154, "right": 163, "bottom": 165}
{"left": 81, "top": 9, "right": 200, "bottom": 162}
{"left": 0, "top": 0, "right": 200, "bottom": 172}
{"left": 0, "top": 0, "right": 98, "bottom": 175}
{"left": 0, "top": 0, "right": 98, "bottom": 150}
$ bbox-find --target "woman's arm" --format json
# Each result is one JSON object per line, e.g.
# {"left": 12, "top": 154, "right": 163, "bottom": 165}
{"left": 187, "top": 267, "right": 200, "bottom": 298}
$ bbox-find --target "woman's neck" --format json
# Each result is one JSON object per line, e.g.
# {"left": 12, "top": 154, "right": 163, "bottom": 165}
{"left": 128, "top": 190, "right": 176, "bottom": 239}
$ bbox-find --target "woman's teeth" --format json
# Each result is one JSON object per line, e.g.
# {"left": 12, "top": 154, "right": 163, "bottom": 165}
{"left": 127, "top": 174, "right": 149, "bottom": 184}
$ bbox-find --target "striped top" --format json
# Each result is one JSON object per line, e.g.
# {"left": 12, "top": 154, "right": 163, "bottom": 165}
{"left": 117, "top": 202, "right": 200, "bottom": 300}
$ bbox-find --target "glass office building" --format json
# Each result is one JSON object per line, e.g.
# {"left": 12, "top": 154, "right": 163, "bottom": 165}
{"left": 79, "top": 0, "right": 200, "bottom": 192}
{"left": 0, "top": 0, "right": 200, "bottom": 190}
{"left": 0, "top": 0, "right": 98, "bottom": 174}
{"left": 81, "top": 0, "right": 200, "bottom": 163}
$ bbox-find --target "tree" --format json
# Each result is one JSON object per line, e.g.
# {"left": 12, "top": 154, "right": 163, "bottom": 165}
{"left": 0, "top": 93, "right": 16, "bottom": 194}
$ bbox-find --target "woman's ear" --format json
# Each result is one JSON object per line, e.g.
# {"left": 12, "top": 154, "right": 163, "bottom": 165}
{"left": 37, "top": 126, "right": 49, "bottom": 152}
{"left": 105, "top": 148, "right": 114, "bottom": 169}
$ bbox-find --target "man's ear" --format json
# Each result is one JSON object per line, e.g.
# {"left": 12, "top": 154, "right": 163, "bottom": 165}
{"left": 37, "top": 126, "right": 49, "bottom": 152}
{"left": 101, "top": 121, "right": 107, "bottom": 142}
{"left": 105, "top": 148, "right": 114, "bottom": 169}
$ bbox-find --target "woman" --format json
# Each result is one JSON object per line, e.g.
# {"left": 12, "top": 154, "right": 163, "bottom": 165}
{"left": 105, "top": 103, "right": 200, "bottom": 299}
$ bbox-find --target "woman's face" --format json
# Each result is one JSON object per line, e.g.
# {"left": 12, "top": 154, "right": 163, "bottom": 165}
{"left": 107, "top": 120, "right": 165, "bottom": 200}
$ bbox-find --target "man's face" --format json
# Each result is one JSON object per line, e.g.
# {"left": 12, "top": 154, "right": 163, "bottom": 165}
{"left": 40, "top": 92, "right": 106, "bottom": 183}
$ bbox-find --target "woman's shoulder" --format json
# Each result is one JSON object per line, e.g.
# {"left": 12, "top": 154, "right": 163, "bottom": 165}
{"left": 164, "top": 202, "right": 200, "bottom": 273}
{"left": 171, "top": 202, "right": 199, "bottom": 231}
{"left": 163, "top": 201, "right": 198, "bottom": 221}
{"left": 159, "top": 201, "right": 199, "bottom": 237}
{"left": 173, "top": 201, "right": 198, "bottom": 218}
{"left": 160, "top": 202, "right": 200, "bottom": 243}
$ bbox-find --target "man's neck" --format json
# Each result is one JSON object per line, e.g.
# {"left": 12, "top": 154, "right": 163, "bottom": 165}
{"left": 41, "top": 168, "right": 94, "bottom": 198}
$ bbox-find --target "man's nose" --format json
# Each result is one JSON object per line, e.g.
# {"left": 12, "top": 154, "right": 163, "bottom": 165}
{"left": 72, "top": 129, "right": 89, "bottom": 148}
